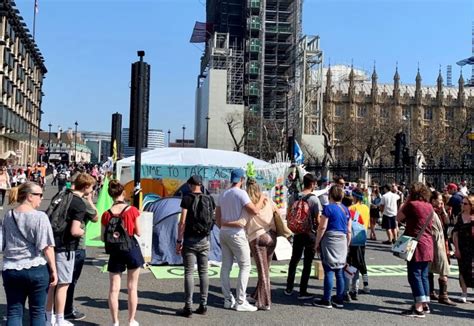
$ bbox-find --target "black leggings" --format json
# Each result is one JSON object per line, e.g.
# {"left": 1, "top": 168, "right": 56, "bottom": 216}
{"left": 0, "top": 189, "right": 6, "bottom": 206}
{"left": 286, "top": 233, "right": 316, "bottom": 293}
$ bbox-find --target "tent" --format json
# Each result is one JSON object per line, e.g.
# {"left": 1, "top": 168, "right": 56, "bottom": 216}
{"left": 145, "top": 196, "right": 221, "bottom": 265}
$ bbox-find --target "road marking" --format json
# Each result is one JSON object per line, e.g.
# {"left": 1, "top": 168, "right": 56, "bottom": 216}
{"left": 147, "top": 265, "right": 459, "bottom": 280}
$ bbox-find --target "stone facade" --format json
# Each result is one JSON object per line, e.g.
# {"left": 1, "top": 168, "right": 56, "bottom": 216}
{"left": 322, "top": 65, "right": 474, "bottom": 164}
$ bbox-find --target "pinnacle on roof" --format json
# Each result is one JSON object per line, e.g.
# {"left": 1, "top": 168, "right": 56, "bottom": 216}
{"left": 371, "top": 61, "right": 378, "bottom": 80}
{"left": 394, "top": 64, "right": 400, "bottom": 81}
{"left": 437, "top": 67, "right": 443, "bottom": 85}
{"left": 459, "top": 70, "right": 464, "bottom": 85}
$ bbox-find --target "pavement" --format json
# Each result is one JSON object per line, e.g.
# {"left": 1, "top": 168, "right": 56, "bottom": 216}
{"left": 0, "top": 184, "right": 473, "bottom": 326}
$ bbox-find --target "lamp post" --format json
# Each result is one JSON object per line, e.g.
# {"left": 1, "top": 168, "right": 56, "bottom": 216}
{"left": 74, "top": 121, "right": 78, "bottom": 163}
{"left": 182, "top": 125, "right": 186, "bottom": 148}
{"left": 167, "top": 129, "right": 171, "bottom": 147}
{"left": 48, "top": 123, "right": 52, "bottom": 162}
{"left": 205, "top": 116, "right": 210, "bottom": 148}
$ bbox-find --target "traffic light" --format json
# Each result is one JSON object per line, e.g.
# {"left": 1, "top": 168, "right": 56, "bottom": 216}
{"left": 392, "top": 132, "right": 405, "bottom": 167}
{"left": 402, "top": 147, "right": 410, "bottom": 165}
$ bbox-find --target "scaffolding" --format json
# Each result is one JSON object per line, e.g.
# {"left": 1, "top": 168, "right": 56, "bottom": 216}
{"left": 296, "top": 35, "right": 324, "bottom": 138}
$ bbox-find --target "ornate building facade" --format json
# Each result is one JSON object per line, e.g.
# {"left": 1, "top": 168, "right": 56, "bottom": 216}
{"left": 322, "top": 65, "right": 474, "bottom": 165}
{"left": 0, "top": 1, "right": 47, "bottom": 165}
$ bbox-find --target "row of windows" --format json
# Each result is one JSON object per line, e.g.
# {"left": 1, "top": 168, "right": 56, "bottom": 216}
{"left": 3, "top": 77, "right": 38, "bottom": 110}
{"left": 0, "top": 105, "right": 29, "bottom": 133}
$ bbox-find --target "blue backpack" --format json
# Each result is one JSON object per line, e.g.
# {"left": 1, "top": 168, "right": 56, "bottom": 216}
{"left": 350, "top": 210, "right": 367, "bottom": 246}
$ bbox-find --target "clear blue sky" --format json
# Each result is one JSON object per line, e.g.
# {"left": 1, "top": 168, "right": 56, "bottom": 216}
{"left": 14, "top": 0, "right": 473, "bottom": 140}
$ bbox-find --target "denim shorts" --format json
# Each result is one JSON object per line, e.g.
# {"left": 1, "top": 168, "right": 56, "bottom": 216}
{"left": 107, "top": 238, "right": 145, "bottom": 273}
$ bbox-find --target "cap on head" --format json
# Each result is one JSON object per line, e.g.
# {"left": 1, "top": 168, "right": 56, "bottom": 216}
{"left": 187, "top": 175, "right": 202, "bottom": 186}
{"left": 231, "top": 168, "right": 245, "bottom": 183}
{"left": 447, "top": 183, "right": 458, "bottom": 192}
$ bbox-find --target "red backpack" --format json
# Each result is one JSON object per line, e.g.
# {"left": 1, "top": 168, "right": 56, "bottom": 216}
{"left": 287, "top": 194, "right": 315, "bottom": 234}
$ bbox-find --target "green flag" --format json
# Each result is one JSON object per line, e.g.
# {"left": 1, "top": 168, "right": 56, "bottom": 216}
{"left": 85, "top": 177, "right": 113, "bottom": 247}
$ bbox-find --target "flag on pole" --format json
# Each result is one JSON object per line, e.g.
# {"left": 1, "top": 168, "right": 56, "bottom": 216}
{"left": 294, "top": 140, "right": 304, "bottom": 164}
{"left": 112, "top": 139, "right": 118, "bottom": 161}
{"left": 35, "top": 0, "right": 39, "bottom": 14}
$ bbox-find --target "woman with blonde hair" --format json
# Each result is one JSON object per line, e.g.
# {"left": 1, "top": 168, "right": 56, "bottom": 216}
{"left": 242, "top": 179, "right": 276, "bottom": 310}
{"left": 2, "top": 182, "right": 57, "bottom": 325}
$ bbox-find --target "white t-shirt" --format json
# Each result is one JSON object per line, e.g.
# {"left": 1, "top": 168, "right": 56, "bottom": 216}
{"left": 217, "top": 187, "right": 251, "bottom": 231}
{"left": 381, "top": 192, "right": 400, "bottom": 217}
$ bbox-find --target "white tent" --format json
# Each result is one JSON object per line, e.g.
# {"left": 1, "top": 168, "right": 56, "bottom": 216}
{"left": 118, "top": 147, "right": 268, "bottom": 168}
{"left": 116, "top": 147, "right": 272, "bottom": 185}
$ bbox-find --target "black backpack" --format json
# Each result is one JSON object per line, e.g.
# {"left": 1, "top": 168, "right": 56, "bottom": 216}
{"left": 190, "top": 194, "right": 215, "bottom": 235}
{"left": 104, "top": 206, "right": 133, "bottom": 255}
{"left": 46, "top": 189, "right": 75, "bottom": 250}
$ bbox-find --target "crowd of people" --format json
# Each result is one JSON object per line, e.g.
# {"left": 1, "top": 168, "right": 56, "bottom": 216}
{"left": 0, "top": 165, "right": 473, "bottom": 325}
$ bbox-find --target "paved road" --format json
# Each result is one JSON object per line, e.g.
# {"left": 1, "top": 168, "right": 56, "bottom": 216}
{"left": 0, "top": 184, "right": 473, "bottom": 325}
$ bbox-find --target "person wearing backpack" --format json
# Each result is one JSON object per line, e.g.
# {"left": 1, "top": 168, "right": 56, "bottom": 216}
{"left": 285, "top": 173, "right": 322, "bottom": 300}
{"left": 46, "top": 173, "right": 96, "bottom": 326}
{"left": 101, "top": 180, "right": 144, "bottom": 326}
{"left": 343, "top": 188, "right": 370, "bottom": 302}
{"left": 175, "top": 175, "right": 215, "bottom": 318}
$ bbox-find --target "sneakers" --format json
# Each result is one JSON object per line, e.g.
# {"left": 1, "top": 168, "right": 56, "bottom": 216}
{"left": 331, "top": 296, "right": 344, "bottom": 308}
{"left": 235, "top": 301, "right": 258, "bottom": 312}
{"left": 360, "top": 287, "right": 371, "bottom": 294}
{"left": 459, "top": 295, "right": 467, "bottom": 303}
{"left": 312, "top": 299, "right": 332, "bottom": 309}
{"left": 176, "top": 307, "right": 193, "bottom": 318}
{"left": 195, "top": 304, "right": 207, "bottom": 315}
{"left": 284, "top": 289, "right": 293, "bottom": 296}
{"left": 224, "top": 297, "right": 236, "bottom": 309}
{"left": 349, "top": 291, "right": 358, "bottom": 301}
{"left": 423, "top": 305, "right": 430, "bottom": 314}
{"left": 297, "top": 292, "right": 314, "bottom": 300}
{"left": 343, "top": 293, "right": 352, "bottom": 303}
{"left": 401, "top": 306, "right": 425, "bottom": 318}
{"left": 64, "top": 310, "right": 86, "bottom": 321}
{"left": 55, "top": 320, "right": 74, "bottom": 326}
{"left": 258, "top": 306, "right": 270, "bottom": 311}
{"left": 129, "top": 321, "right": 139, "bottom": 326}
{"left": 382, "top": 240, "right": 393, "bottom": 245}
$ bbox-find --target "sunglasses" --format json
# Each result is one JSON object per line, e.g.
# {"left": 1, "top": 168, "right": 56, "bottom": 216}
{"left": 31, "top": 193, "right": 43, "bottom": 198}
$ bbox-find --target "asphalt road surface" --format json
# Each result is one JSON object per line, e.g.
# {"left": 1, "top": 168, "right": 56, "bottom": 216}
{"left": 0, "top": 184, "right": 472, "bottom": 326}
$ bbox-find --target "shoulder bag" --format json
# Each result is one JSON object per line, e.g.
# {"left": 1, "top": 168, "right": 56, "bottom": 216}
{"left": 392, "top": 210, "right": 433, "bottom": 262}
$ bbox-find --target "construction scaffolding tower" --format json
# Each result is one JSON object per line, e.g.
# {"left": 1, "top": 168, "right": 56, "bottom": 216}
{"left": 296, "top": 35, "right": 324, "bottom": 138}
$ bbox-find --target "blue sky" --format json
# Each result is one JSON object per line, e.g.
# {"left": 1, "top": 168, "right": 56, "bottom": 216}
{"left": 14, "top": 0, "right": 473, "bottom": 140}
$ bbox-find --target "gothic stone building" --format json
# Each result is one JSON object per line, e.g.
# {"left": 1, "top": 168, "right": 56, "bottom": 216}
{"left": 322, "top": 65, "right": 473, "bottom": 165}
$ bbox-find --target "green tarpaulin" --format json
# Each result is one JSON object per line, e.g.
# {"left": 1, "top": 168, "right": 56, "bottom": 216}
{"left": 85, "top": 177, "right": 113, "bottom": 247}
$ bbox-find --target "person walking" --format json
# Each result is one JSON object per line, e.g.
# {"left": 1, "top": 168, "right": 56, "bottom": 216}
{"left": 0, "top": 167, "right": 11, "bottom": 209}
{"left": 216, "top": 168, "right": 264, "bottom": 312}
{"left": 369, "top": 186, "right": 382, "bottom": 240}
{"left": 344, "top": 188, "right": 370, "bottom": 302}
{"left": 313, "top": 185, "right": 351, "bottom": 309}
{"left": 397, "top": 182, "right": 434, "bottom": 318}
{"left": 427, "top": 191, "right": 456, "bottom": 306}
{"left": 2, "top": 182, "right": 57, "bottom": 325}
{"left": 452, "top": 194, "right": 473, "bottom": 303}
{"left": 380, "top": 184, "right": 400, "bottom": 244}
{"left": 285, "top": 173, "right": 321, "bottom": 300}
{"left": 46, "top": 173, "right": 96, "bottom": 326}
{"left": 244, "top": 178, "right": 277, "bottom": 310}
{"left": 101, "top": 180, "right": 144, "bottom": 326}
{"left": 175, "top": 175, "right": 215, "bottom": 317}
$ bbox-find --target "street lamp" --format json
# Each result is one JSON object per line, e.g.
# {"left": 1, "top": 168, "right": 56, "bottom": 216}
{"left": 205, "top": 116, "right": 210, "bottom": 148}
{"left": 74, "top": 121, "right": 78, "bottom": 163}
{"left": 167, "top": 129, "right": 171, "bottom": 147}
{"left": 182, "top": 125, "right": 186, "bottom": 148}
{"left": 48, "top": 123, "right": 52, "bottom": 162}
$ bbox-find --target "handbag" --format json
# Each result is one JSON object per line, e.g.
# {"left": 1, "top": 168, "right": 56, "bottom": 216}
{"left": 350, "top": 211, "right": 367, "bottom": 246}
{"left": 392, "top": 211, "right": 433, "bottom": 261}
{"left": 273, "top": 209, "right": 293, "bottom": 239}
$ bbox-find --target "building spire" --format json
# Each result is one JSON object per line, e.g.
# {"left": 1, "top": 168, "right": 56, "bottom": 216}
{"left": 437, "top": 66, "right": 443, "bottom": 89}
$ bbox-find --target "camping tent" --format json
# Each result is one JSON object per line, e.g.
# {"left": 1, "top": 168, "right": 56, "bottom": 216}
{"left": 145, "top": 196, "right": 221, "bottom": 265}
